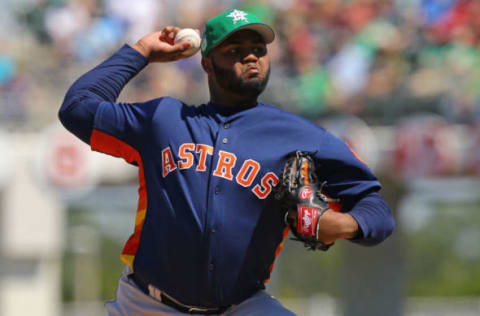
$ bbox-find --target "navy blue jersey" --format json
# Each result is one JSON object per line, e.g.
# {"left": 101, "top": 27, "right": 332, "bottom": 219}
{"left": 59, "top": 45, "right": 394, "bottom": 307}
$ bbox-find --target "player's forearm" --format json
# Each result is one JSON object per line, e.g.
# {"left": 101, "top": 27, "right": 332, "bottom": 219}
{"left": 59, "top": 44, "right": 148, "bottom": 143}
{"left": 64, "top": 44, "right": 148, "bottom": 103}
{"left": 336, "top": 212, "right": 360, "bottom": 239}
{"left": 347, "top": 192, "right": 395, "bottom": 246}
{"left": 316, "top": 210, "right": 359, "bottom": 245}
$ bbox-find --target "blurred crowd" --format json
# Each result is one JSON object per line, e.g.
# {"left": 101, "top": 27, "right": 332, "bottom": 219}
{"left": 2, "top": 0, "right": 480, "bottom": 176}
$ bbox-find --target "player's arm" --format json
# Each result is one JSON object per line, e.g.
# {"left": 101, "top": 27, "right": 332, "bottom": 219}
{"left": 58, "top": 44, "right": 148, "bottom": 144}
{"left": 316, "top": 191, "right": 393, "bottom": 246}
{"left": 343, "top": 191, "right": 394, "bottom": 246}
{"left": 314, "top": 133, "right": 395, "bottom": 246}
{"left": 58, "top": 27, "right": 196, "bottom": 144}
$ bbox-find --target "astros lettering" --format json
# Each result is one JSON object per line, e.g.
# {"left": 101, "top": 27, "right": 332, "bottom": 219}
{"left": 162, "top": 143, "right": 279, "bottom": 199}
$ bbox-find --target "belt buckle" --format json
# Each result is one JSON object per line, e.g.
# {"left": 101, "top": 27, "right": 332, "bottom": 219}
{"left": 187, "top": 306, "right": 219, "bottom": 314}
{"left": 163, "top": 292, "right": 218, "bottom": 314}
{"left": 142, "top": 278, "right": 225, "bottom": 314}
{"left": 188, "top": 307, "right": 209, "bottom": 313}
{"left": 147, "top": 284, "right": 163, "bottom": 302}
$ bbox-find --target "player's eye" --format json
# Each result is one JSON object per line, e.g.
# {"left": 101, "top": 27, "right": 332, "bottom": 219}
{"left": 228, "top": 48, "right": 238, "bottom": 54}
{"left": 252, "top": 46, "right": 266, "bottom": 55}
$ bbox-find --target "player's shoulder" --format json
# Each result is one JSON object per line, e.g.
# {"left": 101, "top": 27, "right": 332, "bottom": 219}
{"left": 145, "top": 96, "right": 205, "bottom": 114}
{"left": 258, "top": 103, "right": 327, "bottom": 133}
{"left": 149, "top": 96, "right": 186, "bottom": 108}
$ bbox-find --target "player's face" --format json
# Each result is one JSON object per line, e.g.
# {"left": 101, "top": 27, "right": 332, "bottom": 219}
{"left": 209, "top": 30, "right": 270, "bottom": 97}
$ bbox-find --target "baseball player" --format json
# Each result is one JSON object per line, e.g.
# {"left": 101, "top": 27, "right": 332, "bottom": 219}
{"left": 59, "top": 9, "right": 395, "bottom": 315}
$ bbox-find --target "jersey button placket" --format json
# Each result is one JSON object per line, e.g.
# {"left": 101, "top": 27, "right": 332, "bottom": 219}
{"left": 222, "top": 121, "right": 230, "bottom": 144}
{"left": 207, "top": 119, "right": 230, "bottom": 298}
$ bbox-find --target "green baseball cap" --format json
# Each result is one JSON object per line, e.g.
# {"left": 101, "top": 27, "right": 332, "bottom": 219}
{"left": 201, "top": 9, "right": 275, "bottom": 56}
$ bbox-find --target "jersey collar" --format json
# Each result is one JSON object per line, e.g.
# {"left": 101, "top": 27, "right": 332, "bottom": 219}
{"left": 206, "top": 101, "right": 261, "bottom": 119}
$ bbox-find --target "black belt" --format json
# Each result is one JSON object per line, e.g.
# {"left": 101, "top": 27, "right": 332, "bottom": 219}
{"left": 128, "top": 273, "right": 231, "bottom": 315}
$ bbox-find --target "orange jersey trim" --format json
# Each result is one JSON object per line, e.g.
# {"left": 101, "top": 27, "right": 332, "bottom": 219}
{"left": 90, "top": 129, "right": 147, "bottom": 269}
{"left": 264, "top": 226, "right": 290, "bottom": 283}
{"left": 345, "top": 141, "right": 367, "bottom": 166}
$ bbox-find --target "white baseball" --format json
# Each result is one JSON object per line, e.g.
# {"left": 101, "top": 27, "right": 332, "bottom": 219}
{"left": 174, "top": 28, "right": 201, "bottom": 56}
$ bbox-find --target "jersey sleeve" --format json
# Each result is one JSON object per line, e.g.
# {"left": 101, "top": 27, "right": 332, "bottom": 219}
{"left": 89, "top": 99, "right": 158, "bottom": 160}
{"left": 59, "top": 44, "right": 154, "bottom": 161}
{"left": 314, "top": 130, "right": 395, "bottom": 245}
{"left": 347, "top": 191, "right": 395, "bottom": 246}
{"left": 315, "top": 130, "right": 381, "bottom": 201}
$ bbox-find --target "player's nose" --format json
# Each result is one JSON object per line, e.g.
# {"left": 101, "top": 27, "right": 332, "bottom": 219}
{"left": 242, "top": 51, "right": 259, "bottom": 63}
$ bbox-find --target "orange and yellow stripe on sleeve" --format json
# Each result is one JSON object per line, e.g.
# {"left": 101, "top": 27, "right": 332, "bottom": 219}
{"left": 90, "top": 129, "right": 147, "bottom": 270}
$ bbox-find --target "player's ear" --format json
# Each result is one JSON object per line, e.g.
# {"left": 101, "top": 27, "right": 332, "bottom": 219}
{"left": 201, "top": 56, "right": 213, "bottom": 74}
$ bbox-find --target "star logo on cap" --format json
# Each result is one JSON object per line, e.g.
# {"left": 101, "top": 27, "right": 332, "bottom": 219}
{"left": 227, "top": 9, "right": 248, "bottom": 24}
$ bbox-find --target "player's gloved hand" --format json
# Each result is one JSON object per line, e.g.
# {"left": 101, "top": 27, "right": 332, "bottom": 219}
{"left": 275, "top": 150, "right": 340, "bottom": 251}
{"left": 133, "top": 26, "right": 200, "bottom": 63}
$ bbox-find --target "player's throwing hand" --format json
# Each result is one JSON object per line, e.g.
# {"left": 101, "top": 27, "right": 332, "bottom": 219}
{"left": 132, "top": 26, "right": 201, "bottom": 63}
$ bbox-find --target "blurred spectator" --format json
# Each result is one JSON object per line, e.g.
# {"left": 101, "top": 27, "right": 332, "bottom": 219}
{"left": 20, "top": 0, "right": 51, "bottom": 44}
{"left": 465, "top": 123, "right": 480, "bottom": 176}
{"left": 393, "top": 115, "right": 459, "bottom": 178}
{"left": 0, "top": 53, "right": 29, "bottom": 126}
{"left": 104, "top": 0, "right": 163, "bottom": 43}
{"left": 419, "top": 0, "right": 458, "bottom": 27}
{"left": 0, "top": 54, "right": 16, "bottom": 85}
{"left": 72, "top": 16, "right": 126, "bottom": 62}
{"left": 44, "top": 0, "right": 91, "bottom": 60}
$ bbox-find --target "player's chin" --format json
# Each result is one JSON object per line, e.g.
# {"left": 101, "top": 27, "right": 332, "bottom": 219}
{"left": 243, "top": 76, "right": 262, "bottom": 86}
{"left": 244, "top": 73, "right": 268, "bottom": 85}
{"left": 239, "top": 78, "right": 268, "bottom": 95}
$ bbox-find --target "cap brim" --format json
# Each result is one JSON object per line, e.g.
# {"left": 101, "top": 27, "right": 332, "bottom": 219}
{"left": 206, "top": 23, "right": 275, "bottom": 55}
{"left": 237, "top": 23, "right": 275, "bottom": 44}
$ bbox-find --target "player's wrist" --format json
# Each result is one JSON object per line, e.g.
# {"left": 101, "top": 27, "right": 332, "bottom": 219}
{"left": 337, "top": 213, "right": 359, "bottom": 239}
{"left": 132, "top": 42, "right": 151, "bottom": 60}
